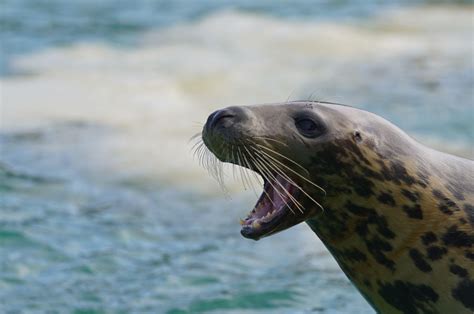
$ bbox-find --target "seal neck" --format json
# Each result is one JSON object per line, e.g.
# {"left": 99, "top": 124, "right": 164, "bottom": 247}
{"left": 305, "top": 188, "right": 445, "bottom": 310}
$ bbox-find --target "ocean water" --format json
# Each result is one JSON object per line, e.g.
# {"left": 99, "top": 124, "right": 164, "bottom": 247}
{"left": 1, "top": 1, "right": 473, "bottom": 313}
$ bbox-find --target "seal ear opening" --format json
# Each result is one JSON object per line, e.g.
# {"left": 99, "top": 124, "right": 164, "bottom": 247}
{"left": 353, "top": 131, "right": 363, "bottom": 143}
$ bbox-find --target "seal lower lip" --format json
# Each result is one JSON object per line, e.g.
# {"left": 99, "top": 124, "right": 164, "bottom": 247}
{"left": 240, "top": 173, "right": 298, "bottom": 239}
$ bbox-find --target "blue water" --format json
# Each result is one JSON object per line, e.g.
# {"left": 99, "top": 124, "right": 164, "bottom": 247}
{"left": 1, "top": 1, "right": 473, "bottom": 313}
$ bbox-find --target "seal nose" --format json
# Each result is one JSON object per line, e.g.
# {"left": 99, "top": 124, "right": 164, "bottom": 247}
{"left": 206, "top": 107, "right": 245, "bottom": 132}
{"left": 208, "top": 109, "right": 236, "bottom": 129}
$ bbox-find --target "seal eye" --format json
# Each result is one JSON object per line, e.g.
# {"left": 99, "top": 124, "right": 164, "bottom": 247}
{"left": 295, "top": 117, "right": 323, "bottom": 137}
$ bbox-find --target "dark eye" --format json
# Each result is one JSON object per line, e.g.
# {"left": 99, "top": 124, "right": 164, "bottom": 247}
{"left": 296, "top": 119, "right": 317, "bottom": 131}
{"left": 295, "top": 117, "right": 324, "bottom": 138}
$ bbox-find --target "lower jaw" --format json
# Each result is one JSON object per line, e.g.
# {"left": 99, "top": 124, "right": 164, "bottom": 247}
{"left": 240, "top": 210, "right": 287, "bottom": 240}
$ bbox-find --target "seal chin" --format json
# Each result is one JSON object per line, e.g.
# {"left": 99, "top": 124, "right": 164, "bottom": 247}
{"left": 239, "top": 173, "right": 318, "bottom": 240}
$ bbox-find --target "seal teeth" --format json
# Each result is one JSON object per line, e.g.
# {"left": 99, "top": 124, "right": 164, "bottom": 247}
{"left": 239, "top": 218, "right": 245, "bottom": 225}
{"left": 252, "top": 220, "right": 261, "bottom": 229}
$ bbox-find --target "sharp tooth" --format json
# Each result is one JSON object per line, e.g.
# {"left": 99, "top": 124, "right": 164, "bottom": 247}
{"left": 239, "top": 218, "right": 245, "bottom": 225}
{"left": 252, "top": 220, "right": 261, "bottom": 229}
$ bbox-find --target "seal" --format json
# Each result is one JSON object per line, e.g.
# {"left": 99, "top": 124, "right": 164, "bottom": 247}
{"left": 199, "top": 101, "right": 474, "bottom": 314}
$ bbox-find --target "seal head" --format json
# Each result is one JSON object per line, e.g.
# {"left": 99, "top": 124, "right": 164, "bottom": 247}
{"left": 203, "top": 103, "right": 328, "bottom": 240}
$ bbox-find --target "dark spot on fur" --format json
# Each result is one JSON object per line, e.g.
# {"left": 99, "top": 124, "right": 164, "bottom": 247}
{"left": 377, "top": 192, "right": 396, "bottom": 206}
{"left": 342, "top": 248, "right": 367, "bottom": 263}
{"left": 390, "top": 161, "right": 416, "bottom": 186}
{"left": 426, "top": 246, "right": 447, "bottom": 261}
{"left": 452, "top": 279, "right": 474, "bottom": 310}
{"left": 421, "top": 232, "right": 437, "bottom": 246}
{"left": 377, "top": 159, "right": 419, "bottom": 187}
{"left": 346, "top": 202, "right": 395, "bottom": 239}
{"left": 432, "top": 189, "right": 445, "bottom": 201}
{"left": 402, "top": 204, "right": 423, "bottom": 219}
{"left": 437, "top": 198, "right": 459, "bottom": 216}
{"left": 378, "top": 160, "right": 392, "bottom": 181}
{"left": 365, "top": 236, "right": 395, "bottom": 270}
{"left": 416, "top": 171, "right": 429, "bottom": 188}
{"left": 465, "top": 251, "right": 474, "bottom": 261}
{"left": 449, "top": 264, "right": 468, "bottom": 278}
{"left": 347, "top": 202, "right": 372, "bottom": 216}
{"left": 464, "top": 204, "right": 474, "bottom": 224}
{"left": 409, "top": 249, "right": 432, "bottom": 272}
{"left": 442, "top": 226, "right": 474, "bottom": 248}
{"left": 360, "top": 165, "right": 384, "bottom": 181}
{"left": 370, "top": 215, "right": 396, "bottom": 239}
{"left": 363, "top": 279, "right": 371, "bottom": 287}
{"left": 352, "top": 176, "right": 375, "bottom": 197}
{"left": 401, "top": 189, "right": 419, "bottom": 202}
{"left": 438, "top": 205, "right": 454, "bottom": 215}
{"left": 344, "top": 139, "right": 372, "bottom": 166}
{"left": 378, "top": 280, "right": 439, "bottom": 314}
{"left": 355, "top": 221, "right": 368, "bottom": 237}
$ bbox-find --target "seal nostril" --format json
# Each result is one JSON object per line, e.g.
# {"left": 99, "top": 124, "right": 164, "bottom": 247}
{"left": 209, "top": 109, "right": 236, "bottom": 129}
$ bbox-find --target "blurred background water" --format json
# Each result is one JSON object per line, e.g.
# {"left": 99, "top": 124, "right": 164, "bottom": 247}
{"left": 0, "top": 1, "right": 473, "bottom": 313}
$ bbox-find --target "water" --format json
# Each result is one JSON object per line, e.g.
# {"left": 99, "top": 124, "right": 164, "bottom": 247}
{"left": 1, "top": 1, "right": 473, "bottom": 313}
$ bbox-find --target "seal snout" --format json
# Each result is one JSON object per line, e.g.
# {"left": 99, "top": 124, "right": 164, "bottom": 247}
{"left": 205, "top": 106, "right": 246, "bottom": 132}
{"left": 203, "top": 106, "right": 249, "bottom": 146}
{"left": 202, "top": 106, "right": 250, "bottom": 161}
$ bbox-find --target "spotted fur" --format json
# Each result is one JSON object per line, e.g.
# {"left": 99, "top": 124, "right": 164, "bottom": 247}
{"left": 296, "top": 102, "right": 474, "bottom": 314}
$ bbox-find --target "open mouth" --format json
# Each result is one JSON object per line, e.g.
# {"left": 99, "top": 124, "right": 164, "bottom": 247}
{"left": 197, "top": 119, "right": 322, "bottom": 240}
{"left": 239, "top": 172, "right": 313, "bottom": 240}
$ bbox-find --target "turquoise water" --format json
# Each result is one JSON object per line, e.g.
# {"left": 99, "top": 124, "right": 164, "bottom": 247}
{"left": 1, "top": 1, "right": 473, "bottom": 313}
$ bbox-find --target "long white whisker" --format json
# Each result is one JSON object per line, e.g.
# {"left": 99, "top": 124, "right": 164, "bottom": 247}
{"left": 252, "top": 136, "right": 288, "bottom": 147}
{"left": 251, "top": 151, "right": 304, "bottom": 214}
{"left": 240, "top": 147, "right": 260, "bottom": 197}
{"left": 254, "top": 146, "right": 326, "bottom": 195}
{"left": 254, "top": 150, "right": 324, "bottom": 212}
{"left": 248, "top": 154, "right": 279, "bottom": 210}
{"left": 237, "top": 147, "right": 251, "bottom": 191}
{"left": 254, "top": 143, "right": 310, "bottom": 176}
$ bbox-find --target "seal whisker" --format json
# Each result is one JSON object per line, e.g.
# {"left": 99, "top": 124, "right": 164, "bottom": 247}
{"left": 244, "top": 143, "right": 303, "bottom": 214}
{"left": 256, "top": 151, "right": 325, "bottom": 212}
{"left": 254, "top": 147, "right": 326, "bottom": 195}
{"left": 254, "top": 143, "right": 310, "bottom": 176}
{"left": 189, "top": 132, "right": 203, "bottom": 142}
{"left": 240, "top": 146, "right": 261, "bottom": 197}
{"left": 235, "top": 147, "right": 249, "bottom": 190}
{"left": 252, "top": 136, "right": 288, "bottom": 147}
{"left": 242, "top": 145, "right": 299, "bottom": 211}
{"left": 237, "top": 146, "right": 254, "bottom": 192}
{"left": 241, "top": 142, "right": 294, "bottom": 210}
{"left": 250, "top": 150, "right": 303, "bottom": 214}
{"left": 247, "top": 152, "right": 280, "bottom": 211}
{"left": 196, "top": 141, "right": 228, "bottom": 192}
{"left": 192, "top": 141, "right": 204, "bottom": 158}
{"left": 230, "top": 145, "right": 238, "bottom": 181}
{"left": 251, "top": 148, "right": 318, "bottom": 213}
{"left": 249, "top": 152, "right": 298, "bottom": 215}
